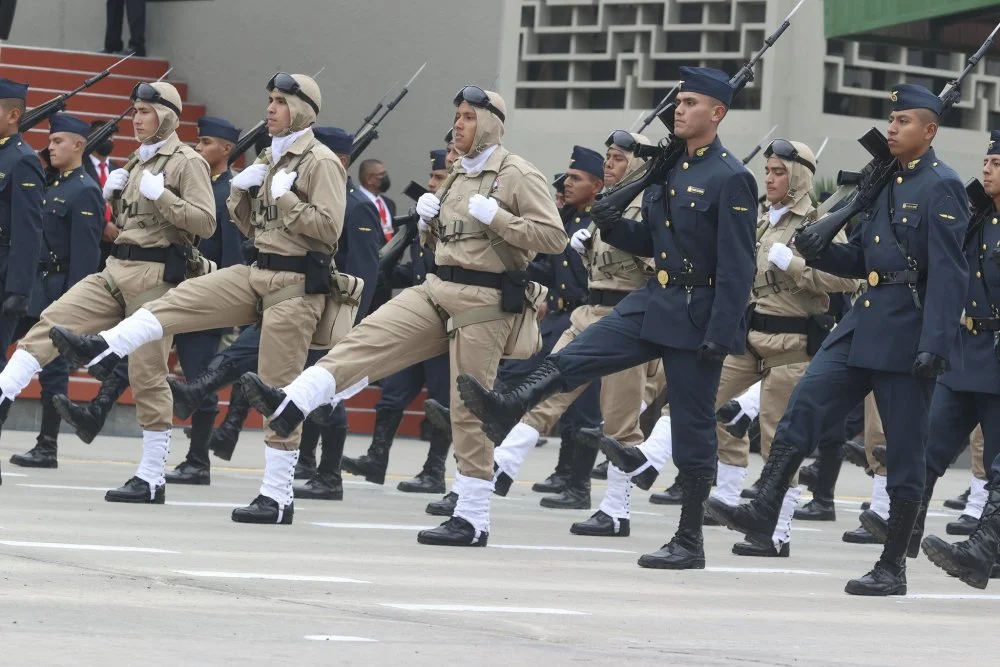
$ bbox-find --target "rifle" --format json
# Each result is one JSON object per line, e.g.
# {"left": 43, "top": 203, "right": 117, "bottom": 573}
{"left": 376, "top": 212, "right": 420, "bottom": 285}
{"left": 20, "top": 53, "right": 133, "bottom": 133}
{"left": 964, "top": 178, "right": 993, "bottom": 248}
{"left": 796, "top": 19, "right": 1000, "bottom": 253}
{"left": 595, "top": 0, "right": 804, "bottom": 216}
{"left": 350, "top": 63, "right": 426, "bottom": 163}
{"left": 85, "top": 66, "right": 173, "bottom": 156}
{"left": 228, "top": 120, "right": 267, "bottom": 166}
{"left": 741, "top": 124, "right": 778, "bottom": 165}
{"left": 814, "top": 136, "right": 829, "bottom": 162}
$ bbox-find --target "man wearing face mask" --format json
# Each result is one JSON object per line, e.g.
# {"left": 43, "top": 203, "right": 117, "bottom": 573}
{"left": 0, "top": 81, "right": 215, "bottom": 498}
{"left": 234, "top": 86, "right": 567, "bottom": 546}
{"left": 703, "top": 139, "right": 859, "bottom": 557}
{"left": 49, "top": 73, "right": 346, "bottom": 524}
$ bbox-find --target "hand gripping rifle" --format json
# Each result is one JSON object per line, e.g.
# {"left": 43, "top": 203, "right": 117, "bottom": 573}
{"left": 350, "top": 63, "right": 426, "bottom": 163}
{"left": 20, "top": 53, "right": 133, "bottom": 133}
{"left": 795, "top": 20, "right": 1000, "bottom": 253}
{"left": 85, "top": 66, "right": 173, "bottom": 156}
{"left": 593, "top": 0, "right": 804, "bottom": 218}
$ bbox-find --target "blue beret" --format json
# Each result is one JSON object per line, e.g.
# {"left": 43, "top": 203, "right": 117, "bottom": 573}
{"left": 197, "top": 116, "right": 241, "bottom": 144}
{"left": 890, "top": 84, "right": 942, "bottom": 115}
{"left": 445, "top": 128, "right": 454, "bottom": 144}
{"left": 430, "top": 149, "right": 447, "bottom": 171}
{"left": 552, "top": 172, "right": 566, "bottom": 193}
{"left": 988, "top": 131, "right": 1000, "bottom": 156}
{"left": 49, "top": 112, "right": 90, "bottom": 137}
{"left": 678, "top": 66, "right": 734, "bottom": 107}
{"left": 568, "top": 145, "right": 604, "bottom": 180}
{"left": 314, "top": 126, "right": 353, "bottom": 155}
{"left": 0, "top": 77, "right": 28, "bottom": 100}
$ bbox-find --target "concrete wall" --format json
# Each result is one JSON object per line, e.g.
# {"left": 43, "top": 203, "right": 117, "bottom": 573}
{"left": 8, "top": 0, "right": 506, "bottom": 197}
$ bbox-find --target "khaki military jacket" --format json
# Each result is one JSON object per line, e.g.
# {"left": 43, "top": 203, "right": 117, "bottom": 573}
{"left": 585, "top": 194, "right": 652, "bottom": 291}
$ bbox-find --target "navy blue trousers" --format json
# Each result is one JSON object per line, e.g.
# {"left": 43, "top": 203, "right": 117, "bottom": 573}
{"left": 925, "top": 384, "right": 1000, "bottom": 486}
{"left": 377, "top": 353, "right": 449, "bottom": 412}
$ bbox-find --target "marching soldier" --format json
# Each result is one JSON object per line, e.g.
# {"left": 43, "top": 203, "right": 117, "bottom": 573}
{"left": 457, "top": 67, "right": 759, "bottom": 569}
{"left": 341, "top": 148, "right": 452, "bottom": 495}
{"left": 707, "top": 84, "right": 969, "bottom": 596}
{"left": 49, "top": 73, "right": 344, "bottom": 524}
{"left": 7, "top": 113, "right": 102, "bottom": 469}
{"left": 235, "top": 86, "right": 567, "bottom": 545}
{"left": 0, "top": 81, "right": 215, "bottom": 501}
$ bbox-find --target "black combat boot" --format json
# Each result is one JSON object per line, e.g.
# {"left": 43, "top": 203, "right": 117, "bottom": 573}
{"left": 580, "top": 427, "right": 659, "bottom": 491}
{"left": 342, "top": 408, "right": 402, "bottom": 485}
{"left": 591, "top": 459, "right": 609, "bottom": 480}
{"left": 540, "top": 433, "right": 598, "bottom": 509}
{"left": 52, "top": 365, "right": 130, "bottom": 444}
{"left": 165, "top": 411, "right": 214, "bottom": 485}
{"left": 239, "top": 372, "right": 304, "bottom": 439}
{"left": 295, "top": 419, "right": 346, "bottom": 501}
{"left": 705, "top": 440, "right": 805, "bottom": 538}
{"left": 947, "top": 514, "right": 979, "bottom": 535}
{"left": 638, "top": 473, "right": 714, "bottom": 569}
{"left": 944, "top": 487, "right": 970, "bottom": 511}
{"left": 169, "top": 359, "right": 241, "bottom": 420}
{"left": 532, "top": 437, "right": 573, "bottom": 493}
{"left": 423, "top": 398, "right": 451, "bottom": 434}
{"left": 106, "top": 476, "right": 165, "bottom": 504}
{"left": 398, "top": 421, "right": 449, "bottom": 494}
{"left": 208, "top": 381, "right": 252, "bottom": 461}
{"left": 11, "top": 395, "right": 61, "bottom": 468}
{"left": 907, "top": 471, "right": 939, "bottom": 557}
{"left": 923, "top": 484, "right": 1000, "bottom": 589}
{"left": 842, "top": 437, "right": 869, "bottom": 470}
{"left": 417, "top": 516, "right": 488, "bottom": 547}
{"left": 845, "top": 495, "right": 920, "bottom": 596}
{"left": 426, "top": 491, "right": 458, "bottom": 516}
{"left": 295, "top": 420, "right": 320, "bottom": 480}
{"left": 649, "top": 474, "right": 683, "bottom": 505}
{"left": 843, "top": 524, "right": 880, "bottom": 544}
{"left": 232, "top": 495, "right": 293, "bottom": 524}
{"left": 716, "top": 399, "right": 752, "bottom": 438}
{"left": 794, "top": 444, "right": 843, "bottom": 522}
{"left": 49, "top": 327, "right": 121, "bottom": 381}
{"left": 740, "top": 475, "right": 762, "bottom": 500}
{"left": 457, "top": 360, "right": 565, "bottom": 444}
{"left": 571, "top": 510, "right": 630, "bottom": 537}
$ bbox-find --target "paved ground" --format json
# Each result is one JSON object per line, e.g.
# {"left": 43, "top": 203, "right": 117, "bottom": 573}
{"left": 0, "top": 429, "right": 992, "bottom": 666}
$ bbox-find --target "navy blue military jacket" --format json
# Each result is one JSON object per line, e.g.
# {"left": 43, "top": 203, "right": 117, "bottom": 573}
{"left": 811, "top": 148, "right": 968, "bottom": 373}
{"left": 392, "top": 229, "right": 436, "bottom": 288}
{"left": 604, "top": 136, "right": 757, "bottom": 353}
{"left": 939, "top": 206, "right": 1000, "bottom": 395}
{"left": 532, "top": 204, "right": 591, "bottom": 335}
{"left": 0, "top": 133, "right": 45, "bottom": 298}
{"left": 28, "top": 165, "right": 103, "bottom": 316}
{"left": 335, "top": 179, "right": 383, "bottom": 321}
{"left": 197, "top": 170, "right": 246, "bottom": 270}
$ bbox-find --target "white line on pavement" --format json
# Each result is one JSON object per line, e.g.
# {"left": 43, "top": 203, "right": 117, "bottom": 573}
{"left": 173, "top": 570, "right": 370, "bottom": 584}
{"left": 304, "top": 635, "right": 377, "bottom": 642}
{"left": 0, "top": 540, "right": 178, "bottom": 554}
{"left": 902, "top": 594, "right": 1000, "bottom": 600}
{"left": 489, "top": 544, "right": 636, "bottom": 554}
{"left": 704, "top": 567, "right": 829, "bottom": 575}
{"left": 381, "top": 603, "right": 587, "bottom": 615}
{"left": 2, "top": 472, "right": 28, "bottom": 477}
{"left": 18, "top": 484, "right": 112, "bottom": 491}
{"left": 311, "top": 522, "right": 431, "bottom": 531}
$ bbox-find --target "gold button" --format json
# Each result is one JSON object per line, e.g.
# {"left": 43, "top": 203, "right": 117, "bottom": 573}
{"left": 972, "top": 300, "right": 978, "bottom": 307}
{"left": 874, "top": 235, "right": 880, "bottom": 243}
{"left": 682, "top": 162, "right": 689, "bottom": 170}
{"left": 562, "top": 260, "right": 568, "bottom": 267}
{"left": 984, "top": 244, "right": 989, "bottom": 251}
{"left": 657, "top": 269, "right": 669, "bottom": 287}
{"left": 665, "top": 220, "right": 671, "bottom": 227}
{"left": 419, "top": 251, "right": 424, "bottom": 257}
{"left": 560, "top": 283, "right": 566, "bottom": 290}
{"left": 902, "top": 217, "right": 908, "bottom": 223}
{"left": 416, "top": 274, "right": 422, "bottom": 280}
{"left": 864, "top": 300, "right": 871, "bottom": 307}
{"left": 722, "top": 152, "right": 728, "bottom": 157}
{"left": 670, "top": 188, "right": 676, "bottom": 196}
{"left": 574, "top": 217, "right": 580, "bottom": 223}
{"left": 896, "top": 177, "right": 903, "bottom": 184}
{"left": 933, "top": 162, "right": 938, "bottom": 166}
{"left": 973, "top": 330, "right": 980, "bottom": 336}
{"left": 690, "top": 202, "right": 696, "bottom": 208}
{"left": 993, "top": 218, "right": 998, "bottom": 225}
{"left": 660, "top": 252, "right": 667, "bottom": 259}
{"left": 977, "top": 271, "right": 983, "bottom": 278}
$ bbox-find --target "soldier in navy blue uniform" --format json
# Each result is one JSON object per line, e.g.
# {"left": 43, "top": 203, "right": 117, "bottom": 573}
{"left": 7, "top": 114, "right": 102, "bottom": 470}
{"left": 0, "top": 78, "right": 45, "bottom": 480}
{"left": 459, "top": 68, "right": 757, "bottom": 568}
{"left": 920, "top": 132, "right": 1000, "bottom": 589}
{"left": 706, "top": 84, "right": 969, "bottom": 596}
{"left": 340, "top": 148, "right": 453, "bottom": 495}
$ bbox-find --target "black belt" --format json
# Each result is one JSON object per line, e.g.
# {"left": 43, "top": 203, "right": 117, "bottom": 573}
{"left": 866, "top": 269, "right": 924, "bottom": 287}
{"left": 589, "top": 288, "right": 630, "bottom": 307}
{"left": 40, "top": 258, "right": 69, "bottom": 275}
{"left": 553, "top": 296, "right": 585, "bottom": 312}
{"left": 437, "top": 265, "right": 503, "bottom": 289}
{"left": 750, "top": 312, "right": 809, "bottom": 335}
{"left": 113, "top": 244, "right": 169, "bottom": 263}
{"left": 964, "top": 316, "right": 1000, "bottom": 333}
{"left": 257, "top": 252, "right": 308, "bottom": 273}
{"left": 0, "top": 233, "right": 9, "bottom": 247}
{"left": 656, "top": 269, "right": 714, "bottom": 287}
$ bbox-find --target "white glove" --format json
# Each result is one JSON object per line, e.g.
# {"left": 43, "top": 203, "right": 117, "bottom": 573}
{"left": 418, "top": 219, "right": 432, "bottom": 234}
{"left": 102, "top": 168, "right": 129, "bottom": 200}
{"left": 416, "top": 192, "right": 440, "bottom": 221}
{"left": 468, "top": 194, "right": 500, "bottom": 225}
{"left": 138, "top": 169, "right": 165, "bottom": 201}
{"left": 270, "top": 169, "right": 297, "bottom": 200}
{"left": 570, "top": 228, "right": 592, "bottom": 255}
{"left": 231, "top": 163, "right": 268, "bottom": 191}
{"left": 768, "top": 242, "right": 794, "bottom": 271}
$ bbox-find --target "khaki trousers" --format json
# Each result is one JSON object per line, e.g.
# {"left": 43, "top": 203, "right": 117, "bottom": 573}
{"left": 19, "top": 258, "right": 175, "bottom": 430}
{"left": 972, "top": 426, "right": 986, "bottom": 480}
{"left": 715, "top": 332, "right": 809, "bottom": 484}
{"left": 522, "top": 304, "right": 645, "bottom": 446}
{"left": 143, "top": 264, "right": 325, "bottom": 449}
{"left": 315, "top": 274, "right": 514, "bottom": 480}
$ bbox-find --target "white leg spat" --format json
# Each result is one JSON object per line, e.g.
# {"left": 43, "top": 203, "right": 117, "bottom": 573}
{"left": 135, "top": 429, "right": 170, "bottom": 491}
{"left": 598, "top": 463, "right": 631, "bottom": 523}
{"left": 260, "top": 446, "right": 299, "bottom": 512}
{"left": 711, "top": 461, "right": 747, "bottom": 507}
{"left": 453, "top": 472, "right": 492, "bottom": 536}
{"left": 0, "top": 349, "right": 41, "bottom": 402}
{"left": 98, "top": 308, "right": 164, "bottom": 362}
{"left": 635, "top": 415, "right": 672, "bottom": 475}
{"left": 871, "top": 474, "right": 889, "bottom": 520}
{"left": 279, "top": 366, "right": 338, "bottom": 416}
{"left": 964, "top": 476, "right": 988, "bottom": 520}
{"left": 772, "top": 485, "right": 801, "bottom": 548}
{"left": 493, "top": 423, "right": 540, "bottom": 480}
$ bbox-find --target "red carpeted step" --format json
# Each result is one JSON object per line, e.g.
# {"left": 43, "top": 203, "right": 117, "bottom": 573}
{"left": 0, "top": 46, "right": 171, "bottom": 79}
{"left": 26, "top": 89, "right": 205, "bottom": 123}
{"left": 0, "top": 64, "right": 189, "bottom": 99}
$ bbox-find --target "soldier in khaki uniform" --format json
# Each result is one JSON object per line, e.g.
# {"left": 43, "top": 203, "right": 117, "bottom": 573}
{"left": 0, "top": 82, "right": 215, "bottom": 503}
{"left": 52, "top": 73, "right": 346, "bottom": 525}
{"left": 483, "top": 130, "right": 654, "bottom": 537}
{"left": 708, "top": 140, "right": 860, "bottom": 556}
{"left": 235, "top": 86, "right": 567, "bottom": 546}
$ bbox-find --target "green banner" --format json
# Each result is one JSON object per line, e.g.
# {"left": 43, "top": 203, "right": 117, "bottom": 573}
{"left": 824, "top": 0, "right": 998, "bottom": 38}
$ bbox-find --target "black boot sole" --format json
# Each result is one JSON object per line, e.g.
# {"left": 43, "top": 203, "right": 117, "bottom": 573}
{"left": 921, "top": 536, "right": 990, "bottom": 589}
{"left": 164, "top": 474, "right": 210, "bottom": 485}
{"left": 793, "top": 508, "right": 836, "bottom": 521}
{"left": 583, "top": 429, "right": 658, "bottom": 491}
{"left": 844, "top": 579, "right": 906, "bottom": 596}
{"left": 416, "top": 529, "right": 488, "bottom": 547}
{"left": 456, "top": 375, "right": 518, "bottom": 445}
{"left": 239, "top": 375, "right": 299, "bottom": 439}
{"left": 637, "top": 554, "right": 705, "bottom": 570}
{"left": 231, "top": 509, "right": 294, "bottom": 524}
{"left": 570, "top": 520, "right": 630, "bottom": 537}
{"left": 105, "top": 489, "right": 165, "bottom": 504}
{"left": 704, "top": 497, "right": 774, "bottom": 538}
{"left": 649, "top": 491, "right": 683, "bottom": 505}
{"left": 9, "top": 456, "right": 57, "bottom": 468}
{"left": 49, "top": 328, "right": 117, "bottom": 381}
{"left": 51, "top": 395, "right": 101, "bottom": 444}
{"left": 397, "top": 479, "right": 446, "bottom": 494}
{"left": 293, "top": 488, "right": 344, "bottom": 501}
{"left": 858, "top": 510, "right": 889, "bottom": 544}
{"left": 732, "top": 539, "right": 789, "bottom": 558}
{"left": 539, "top": 497, "right": 591, "bottom": 510}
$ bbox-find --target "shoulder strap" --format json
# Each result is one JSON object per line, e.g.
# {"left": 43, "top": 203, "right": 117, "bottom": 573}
{"left": 281, "top": 138, "right": 316, "bottom": 174}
